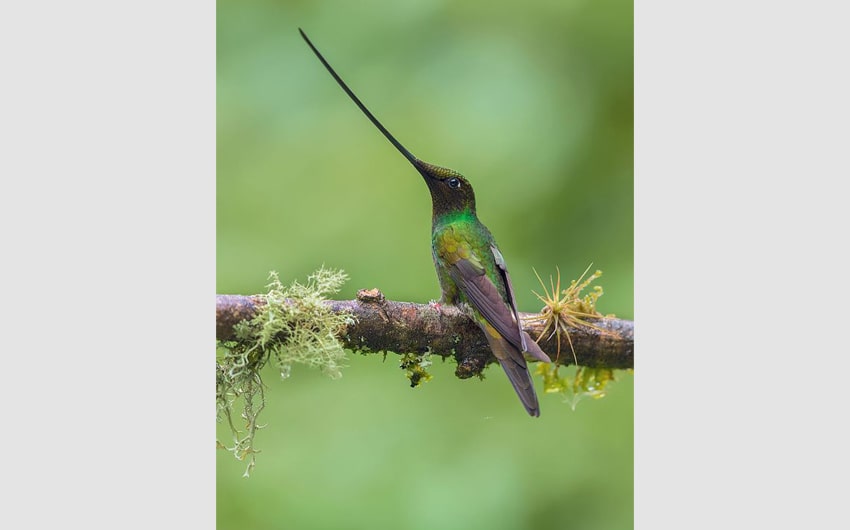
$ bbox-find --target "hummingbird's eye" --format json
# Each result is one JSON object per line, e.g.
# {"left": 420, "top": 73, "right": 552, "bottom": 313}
{"left": 447, "top": 177, "right": 461, "bottom": 189}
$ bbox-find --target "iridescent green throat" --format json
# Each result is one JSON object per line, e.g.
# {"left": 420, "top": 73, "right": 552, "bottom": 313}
{"left": 433, "top": 208, "right": 477, "bottom": 229}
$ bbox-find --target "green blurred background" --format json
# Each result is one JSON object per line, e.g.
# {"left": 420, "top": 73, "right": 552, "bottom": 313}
{"left": 217, "top": 0, "right": 633, "bottom": 528}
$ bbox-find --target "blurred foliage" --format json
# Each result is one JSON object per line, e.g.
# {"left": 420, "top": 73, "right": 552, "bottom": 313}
{"left": 217, "top": 0, "right": 632, "bottom": 528}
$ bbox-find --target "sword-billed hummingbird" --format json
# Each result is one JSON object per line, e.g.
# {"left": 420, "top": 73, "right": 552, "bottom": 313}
{"left": 299, "top": 29, "right": 552, "bottom": 416}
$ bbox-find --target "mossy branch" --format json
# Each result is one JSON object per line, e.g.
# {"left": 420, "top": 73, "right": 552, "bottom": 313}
{"left": 217, "top": 270, "right": 631, "bottom": 476}
{"left": 216, "top": 288, "right": 633, "bottom": 377}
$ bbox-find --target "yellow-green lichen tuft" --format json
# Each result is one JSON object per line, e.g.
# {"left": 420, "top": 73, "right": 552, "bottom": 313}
{"left": 527, "top": 264, "right": 624, "bottom": 409}
{"left": 399, "top": 352, "right": 433, "bottom": 388}
{"left": 525, "top": 264, "right": 614, "bottom": 366}
{"left": 216, "top": 267, "right": 353, "bottom": 476}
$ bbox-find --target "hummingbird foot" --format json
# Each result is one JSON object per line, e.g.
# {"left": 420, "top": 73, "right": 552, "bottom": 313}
{"left": 428, "top": 299, "right": 444, "bottom": 315}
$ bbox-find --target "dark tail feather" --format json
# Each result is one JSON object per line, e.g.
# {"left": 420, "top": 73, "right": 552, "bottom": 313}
{"left": 481, "top": 323, "right": 542, "bottom": 416}
{"left": 498, "top": 357, "right": 540, "bottom": 417}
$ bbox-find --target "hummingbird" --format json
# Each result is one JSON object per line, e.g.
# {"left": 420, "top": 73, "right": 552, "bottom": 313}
{"left": 299, "top": 29, "right": 552, "bottom": 416}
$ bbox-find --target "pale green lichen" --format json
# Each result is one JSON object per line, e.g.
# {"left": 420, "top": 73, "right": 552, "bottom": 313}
{"left": 535, "top": 363, "right": 621, "bottom": 410}
{"left": 216, "top": 267, "right": 352, "bottom": 476}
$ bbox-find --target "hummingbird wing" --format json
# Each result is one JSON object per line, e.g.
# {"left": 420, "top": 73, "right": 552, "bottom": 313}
{"left": 489, "top": 246, "right": 551, "bottom": 363}
{"left": 489, "top": 245, "right": 526, "bottom": 350}
{"left": 449, "top": 256, "right": 551, "bottom": 363}
{"left": 448, "top": 256, "right": 546, "bottom": 416}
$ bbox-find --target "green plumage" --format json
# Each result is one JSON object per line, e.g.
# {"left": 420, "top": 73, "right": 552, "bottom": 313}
{"left": 432, "top": 211, "right": 501, "bottom": 304}
{"left": 300, "top": 29, "right": 551, "bottom": 416}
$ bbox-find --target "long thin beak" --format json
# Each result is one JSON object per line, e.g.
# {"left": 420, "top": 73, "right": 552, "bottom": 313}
{"left": 299, "top": 29, "right": 432, "bottom": 180}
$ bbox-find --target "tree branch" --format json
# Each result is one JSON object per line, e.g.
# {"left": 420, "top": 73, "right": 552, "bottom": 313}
{"left": 216, "top": 289, "right": 633, "bottom": 377}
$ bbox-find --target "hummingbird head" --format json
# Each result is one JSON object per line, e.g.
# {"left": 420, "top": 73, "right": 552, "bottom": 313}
{"left": 414, "top": 160, "right": 477, "bottom": 217}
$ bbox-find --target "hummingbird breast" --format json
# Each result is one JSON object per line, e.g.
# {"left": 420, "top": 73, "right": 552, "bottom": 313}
{"left": 431, "top": 219, "right": 502, "bottom": 305}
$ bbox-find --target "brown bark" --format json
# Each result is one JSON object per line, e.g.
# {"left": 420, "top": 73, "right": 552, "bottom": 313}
{"left": 216, "top": 289, "right": 633, "bottom": 377}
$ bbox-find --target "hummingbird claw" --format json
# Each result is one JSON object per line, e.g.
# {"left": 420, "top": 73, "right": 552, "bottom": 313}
{"left": 428, "top": 300, "right": 443, "bottom": 315}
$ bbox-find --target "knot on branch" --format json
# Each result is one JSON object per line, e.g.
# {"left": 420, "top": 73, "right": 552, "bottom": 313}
{"left": 356, "top": 288, "right": 385, "bottom": 304}
{"left": 455, "top": 354, "right": 489, "bottom": 379}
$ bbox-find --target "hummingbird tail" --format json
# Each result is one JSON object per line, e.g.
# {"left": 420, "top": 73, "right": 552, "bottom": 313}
{"left": 497, "top": 356, "right": 540, "bottom": 417}
{"left": 480, "top": 321, "right": 542, "bottom": 416}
